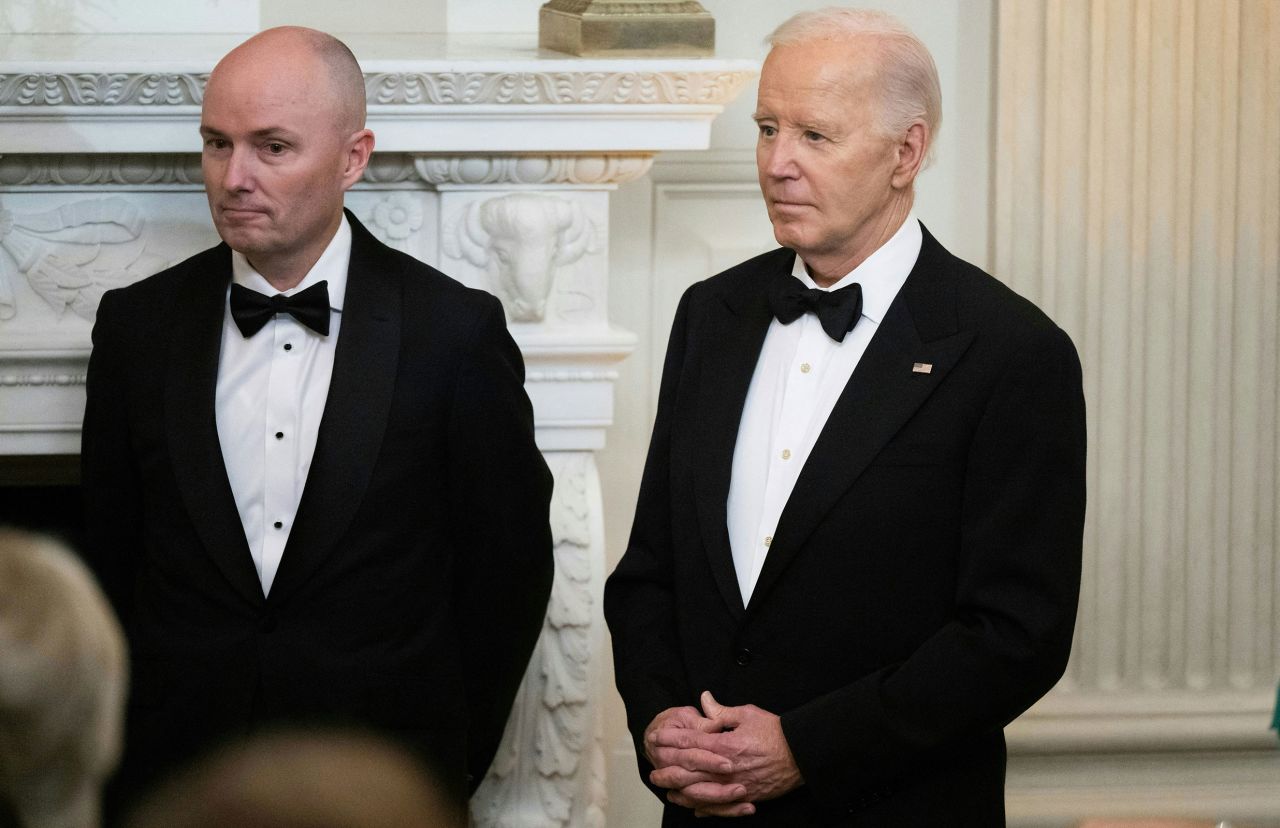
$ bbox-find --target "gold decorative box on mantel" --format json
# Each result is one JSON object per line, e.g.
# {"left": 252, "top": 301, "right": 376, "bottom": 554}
{"left": 539, "top": 0, "right": 714, "bottom": 57}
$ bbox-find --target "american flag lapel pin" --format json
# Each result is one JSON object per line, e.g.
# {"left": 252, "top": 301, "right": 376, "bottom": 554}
{"left": 912, "top": 362, "right": 933, "bottom": 374}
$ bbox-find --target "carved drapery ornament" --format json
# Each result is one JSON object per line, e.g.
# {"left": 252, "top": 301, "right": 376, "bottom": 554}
{"left": 0, "top": 197, "right": 166, "bottom": 322}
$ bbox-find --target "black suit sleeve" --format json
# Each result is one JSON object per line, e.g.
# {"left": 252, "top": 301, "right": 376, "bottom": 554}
{"left": 604, "top": 287, "right": 698, "bottom": 786}
{"left": 445, "top": 297, "right": 554, "bottom": 789}
{"left": 779, "top": 323, "right": 1087, "bottom": 808}
{"left": 81, "top": 288, "right": 144, "bottom": 624}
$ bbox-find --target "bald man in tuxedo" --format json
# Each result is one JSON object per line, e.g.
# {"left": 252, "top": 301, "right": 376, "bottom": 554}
{"left": 82, "top": 27, "right": 553, "bottom": 812}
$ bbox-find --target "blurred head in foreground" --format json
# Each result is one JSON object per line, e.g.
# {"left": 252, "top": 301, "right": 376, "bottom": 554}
{"left": 0, "top": 528, "right": 127, "bottom": 828}
{"left": 126, "top": 729, "right": 463, "bottom": 828}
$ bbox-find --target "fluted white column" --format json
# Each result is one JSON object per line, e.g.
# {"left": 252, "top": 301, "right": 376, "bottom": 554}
{"left": 996, "top": 0, "right": 1280, "bottom": 820}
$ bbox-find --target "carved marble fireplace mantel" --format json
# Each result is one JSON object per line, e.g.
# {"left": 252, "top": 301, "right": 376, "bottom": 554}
{"left": 0, "top": 33, "right": 755, "bottom": 448}
{"left": 0, "top": 33, "right": 750, "bottom": 154}
{"left": 0, "top": 33, "right": 756, "bottom": 827}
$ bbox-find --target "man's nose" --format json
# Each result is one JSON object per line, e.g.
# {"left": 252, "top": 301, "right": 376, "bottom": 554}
{"left": 222, "top": 147, "right": 255, "bottom": 192}
{"left": 761, "top": 135, "right": 800, "bottom": 179}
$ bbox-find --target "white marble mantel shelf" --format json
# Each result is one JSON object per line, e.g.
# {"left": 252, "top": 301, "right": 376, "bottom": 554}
{"left": 0, "top": 33, "right": 758, "bottom": 153}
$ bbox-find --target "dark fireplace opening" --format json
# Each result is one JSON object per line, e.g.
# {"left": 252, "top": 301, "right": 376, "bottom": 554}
{"left": 0, "top": 455, "right": 86, "bottom": 554}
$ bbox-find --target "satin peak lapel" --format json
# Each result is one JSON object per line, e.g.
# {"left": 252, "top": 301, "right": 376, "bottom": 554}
{"left": 163, "top": 245, "right": 265, "bottom": 607}
{"left": 268, "top": 218, "right": 401, "bottom": 605}
{"left": 746, "top": 232, "right": 976, "bottom": 612}
{"left": 691, "top": 251, "right": 791, "bottom": 619}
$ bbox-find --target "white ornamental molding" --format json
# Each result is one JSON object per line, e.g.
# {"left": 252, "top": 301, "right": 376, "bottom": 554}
{"left": 444, "top": 193, "right": 598, "bottom": 324}
{"left": 0, "top": 197, "right": 168, "bottom": 322}
{"left": 525, "top": 369, "right": 620, "bottom": 383}
{"left": 0, "top": 154, "right": 203, "bottom": 187}
{"left": 2, "top": 58, "right": 757, "bottom": 155}
{"left": 0, "top": 372, "right": 86, "bottom": 387}
{"left": 0, "top": 70, "right": 752, "bottom": 109}
{"left": 0, "top": 73, "right": 208, "bottom": 106}
{"left": 414, "top": 154, "right": 653, "bottom": 188}
{"left": 0, "top": 153, "right": 653, "bottom": 189}
{"left": 473, "top": 452, "right": 607, "bottom": 828}
{"left": 366, "top": 70, "right": 750, "bottom": 106}
{"left": 362, "top": 154, "right": 424, "bottom": 185}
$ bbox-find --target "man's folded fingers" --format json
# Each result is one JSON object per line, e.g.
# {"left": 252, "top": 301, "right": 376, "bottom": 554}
{"left": 667, "top": 788, "right": 756, "bottom": 818}
{"left": 651, "top": 746, "right": 732, "bottom": 774}
{"left": 651, "top": 726, "right": 718, "bottom": 751}
{"left": 693, "top": 803, "right": 756, "bottom": 819}
{"left": 649, "top": 766, "right": 727, "bottom": 790}
{"left": 675, "top": 781, "right": 748, "bottom": 804}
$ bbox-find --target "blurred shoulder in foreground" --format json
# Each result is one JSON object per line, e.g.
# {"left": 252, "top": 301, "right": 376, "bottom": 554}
{"left": 126, "top": 729, "right": 464, "bottom": 828}
{"left": 0, "top": 527, "right": 127, "bottom": 828}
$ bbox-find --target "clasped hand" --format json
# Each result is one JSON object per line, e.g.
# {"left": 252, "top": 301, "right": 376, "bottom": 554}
{"left": 644, "top": 691, "right": 803, "bottom": 818}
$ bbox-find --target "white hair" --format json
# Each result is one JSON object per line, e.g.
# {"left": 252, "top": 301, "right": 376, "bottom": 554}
{"left": 0, "top": 529, "right": 127, "bottom": 828}
{"left": 767, "top": 7, "right": 942, "bottom": 165}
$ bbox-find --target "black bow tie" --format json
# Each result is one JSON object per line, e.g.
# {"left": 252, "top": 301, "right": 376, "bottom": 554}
{"left": 768, "top": 274, "right": 863, "bottom": 342}
{"left": 230, "top": 281, "right": 331, "bottom": 337}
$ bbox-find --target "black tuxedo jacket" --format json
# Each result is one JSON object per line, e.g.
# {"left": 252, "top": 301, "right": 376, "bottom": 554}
{"left": 82, "top": 213, "right": 553, "bottom": 804}
{"left": 605, "top": 226, "right": 1086, "bottom": 826}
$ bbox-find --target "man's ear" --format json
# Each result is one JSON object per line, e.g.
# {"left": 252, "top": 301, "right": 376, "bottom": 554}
{"left": 891, "top": 121, "right": 928, "bottom": 189}
{"left": 341, "top": 129, "right": 375, "bottom": 190}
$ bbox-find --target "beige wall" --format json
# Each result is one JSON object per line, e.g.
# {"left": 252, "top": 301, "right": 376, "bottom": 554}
{"left": 0, "top": 0, "right": 538, "bottom": 33}
{"left": 995, "top": 2, "right": 1280, "bottom": 822}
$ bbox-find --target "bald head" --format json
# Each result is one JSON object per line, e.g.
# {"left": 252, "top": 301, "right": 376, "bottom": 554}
{"left": 210, "top": 26, "right": 366, "bottom": 136}
{"left": 199, "top": 26, "right": 375, "bottom": 288}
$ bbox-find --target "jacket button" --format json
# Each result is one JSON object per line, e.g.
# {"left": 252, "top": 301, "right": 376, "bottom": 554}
{"left": 259, "top": 612, "right": 277, "bottom": 633}
{"left": 735, "top": 647, "right": 752, "bottom": 666}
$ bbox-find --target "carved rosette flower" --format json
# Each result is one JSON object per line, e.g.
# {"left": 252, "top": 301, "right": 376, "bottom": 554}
{"left": 369, "top": 193, "right": 423, "bottom": 241}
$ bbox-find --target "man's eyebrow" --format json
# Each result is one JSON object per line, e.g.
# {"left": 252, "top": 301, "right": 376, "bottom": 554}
{"left": 749, "top": 113, "right": 841, "bottom": 135}
{"left": 196, "top": 125, "right": 300, "bottom": 140}
{"left": 247, "top": 127, "right": 300, "bottom": 140}
{"left": 796, "top": 119, "right": 839, "bottom": 134}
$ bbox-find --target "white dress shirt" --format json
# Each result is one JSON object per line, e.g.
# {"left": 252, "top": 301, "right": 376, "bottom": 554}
{"left": 215, "top": 216, "right": 351, "bottom": 596}
{"left": 726, "top": 216, "right": 922, "bottom": 604}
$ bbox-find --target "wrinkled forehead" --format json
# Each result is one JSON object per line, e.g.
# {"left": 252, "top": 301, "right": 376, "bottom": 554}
{"left": 760, "top": 37, "right": 882, "bottom": 98}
